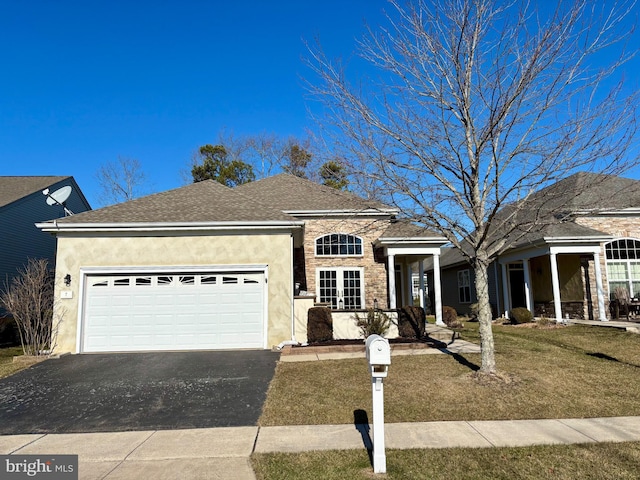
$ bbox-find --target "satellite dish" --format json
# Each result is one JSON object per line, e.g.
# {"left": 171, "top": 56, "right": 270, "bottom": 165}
{"left": 45, "top": 186, "right": 72, "bottom": 206}
{"left": 42, "top": 186, "right": 74, "bottom": 216}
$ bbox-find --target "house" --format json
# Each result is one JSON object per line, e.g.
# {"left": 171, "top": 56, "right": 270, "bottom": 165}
{"left": 0, "top": 176, "right": 91, "bottom": 296}
{"left": 428, "top": 173, "right": 640, "bottom": 322}
{"left": 37, "top": 174, "right": 448, "bottom": 354}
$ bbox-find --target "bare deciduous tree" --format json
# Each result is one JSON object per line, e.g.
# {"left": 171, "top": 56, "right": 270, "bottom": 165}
{"left": 309, "top": 0, "right": 639, "bottom": 375}
{"left": 96, "top": 157, "right": 150, "bottom": 205}
{"left": 0, "top": 259, "right": 61, "bottom": 356}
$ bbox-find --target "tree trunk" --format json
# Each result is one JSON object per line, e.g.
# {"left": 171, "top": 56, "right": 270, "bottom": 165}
{"left": 473, "top": 254, "right": 497, "bottom": 374}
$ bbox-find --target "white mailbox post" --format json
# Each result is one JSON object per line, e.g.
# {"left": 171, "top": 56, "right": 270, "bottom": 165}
{"left": 365, "top": 334, "right": 391, "bottom": 474}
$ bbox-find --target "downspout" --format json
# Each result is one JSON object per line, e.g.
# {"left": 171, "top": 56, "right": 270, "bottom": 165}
{"left": 276, "top": 233, "right": 298, "bottom": 350}
{"left": 494, "top": 261, "right": 501, "bottom": 316}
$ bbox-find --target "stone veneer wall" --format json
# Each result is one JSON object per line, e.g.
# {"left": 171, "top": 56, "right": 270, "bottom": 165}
{"left": 574, "top": 215, "right": 640, "bottom": 320}
{"left": 301, "top": 217, "right": 390, "bottom": 310}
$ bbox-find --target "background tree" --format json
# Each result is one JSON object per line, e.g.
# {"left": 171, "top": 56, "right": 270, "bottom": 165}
{"left": 282, "top": 143, "right": 313, "bottom": 178}
{"left": 319, "top": 160, "right": 349, "bottom": 190}
{"left": 96, "top": 157, "right": 150, "bottom": 206}
{"left": 309, "top": 0, "right": 639, "bottom": 375}
{"left": 191, "top": 144, "right": 255, "bottom": 186}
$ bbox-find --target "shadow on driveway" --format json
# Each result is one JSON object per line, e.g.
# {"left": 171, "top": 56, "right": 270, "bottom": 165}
{"left": 0, "top": 350, "right": 279, "bottom": 435}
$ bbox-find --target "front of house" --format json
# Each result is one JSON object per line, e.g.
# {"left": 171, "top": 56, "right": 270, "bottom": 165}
{"left": 432, "top": 173, "right": 640, "bottom": 323}
{"left": 39, "top": 174, "right": 447, "bottom": 354}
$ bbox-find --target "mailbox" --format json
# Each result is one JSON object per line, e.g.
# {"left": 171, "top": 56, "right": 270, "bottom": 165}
{"left": 366, "top": 334, "right": 391, "bottom": 378}
{"left": 365, "top": 334, "right": 390, "bottom": 474}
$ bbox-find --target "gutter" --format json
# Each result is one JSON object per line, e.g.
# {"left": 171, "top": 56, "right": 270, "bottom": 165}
{"left": 36, "top": 220, "right": 305, "bottom": 233}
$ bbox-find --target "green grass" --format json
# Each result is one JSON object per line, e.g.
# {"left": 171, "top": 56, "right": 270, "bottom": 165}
{"left": 251, "top": 441, "right": 640, "bottom": 480}
{"left": 0, "top": 346, "right": 27, "bottom": 379}
{"left": 259, "top": 323, "right": 640, "bottom": 425}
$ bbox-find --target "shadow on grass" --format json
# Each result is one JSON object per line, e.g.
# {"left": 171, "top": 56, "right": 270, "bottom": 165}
{"left": 449, "top": 352, "right": 480, "bottom": 371}
{"left": 587, "top": 352, "right": 640, "bottom": 368}
{"left": 353, "top": 409, "right": 373, "bottom": 467}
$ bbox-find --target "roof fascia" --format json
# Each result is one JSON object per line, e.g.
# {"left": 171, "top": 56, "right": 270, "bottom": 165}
{"left": 573, "top": 207, "right": 640, "bottom": 217}
{"left": 284, "top": 209, "right": 398, "bottom": 218}
{"left": 36, "top": 220, "right": 305, "bottom": 234}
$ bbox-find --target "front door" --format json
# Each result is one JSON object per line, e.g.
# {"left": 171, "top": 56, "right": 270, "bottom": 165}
{"left": 508, "top": 265, "right": 527, "bottom": 309}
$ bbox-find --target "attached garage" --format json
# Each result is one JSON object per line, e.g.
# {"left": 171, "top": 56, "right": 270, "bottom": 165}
{"left": 80, "top": 269, "right": 267, "bottom": 353}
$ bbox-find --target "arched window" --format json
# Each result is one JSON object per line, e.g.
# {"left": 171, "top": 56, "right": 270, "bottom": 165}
{"left": 605, "top": 238, "right": 640, "bottom": 298}
{"left": 315, "top": 233, "right": 363, "bottom": 256}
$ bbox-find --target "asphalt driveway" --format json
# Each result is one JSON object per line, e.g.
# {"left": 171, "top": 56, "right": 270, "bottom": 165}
{"left": 0, "top": 350, "right": 279, "bottom": 435}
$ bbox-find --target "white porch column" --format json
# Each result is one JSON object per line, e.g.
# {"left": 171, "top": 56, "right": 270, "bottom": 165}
{"left": 523, "top": 259, "right": 533, "bottom": 313}
{"left": 418, "top": 260, "right": 425, "bottom": 309}
{"left": 388, "top": 254, "right": 396, "bottom": 309}
{"left": 593, "top": 252, "right": 607, "bottom": 321}
{"left": 405, "top": 261, "right": 413, "bottom": 306}
{"left": 433, "top": 253, "right": 444, "bottom": 325}
{"left": 501, "top": 263, "right": 510, "bottom": 319}
{"left": 550, "top": 253, "right": 562, "bottom": 322}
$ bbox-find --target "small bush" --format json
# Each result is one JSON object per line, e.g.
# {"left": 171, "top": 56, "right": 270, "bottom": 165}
{"left": 398, "top": 306, "right": 426, "bottom": 338}
{"left": 307, "top": 307, "right": 333, "bottom": 343}
{"left": 537, "top": 316, "right": 552, "bottom": 327}
{"left": 0, "top": 316, "right": 19, "bottom": 346}
{"left": 355, "top": 309, "right": 391, "bottom": 338}
{"left": 510, "top": 307, "right": 533, "bottom": 324}
{"left": 443, "top": 306, "right": 462, "bottom": 328}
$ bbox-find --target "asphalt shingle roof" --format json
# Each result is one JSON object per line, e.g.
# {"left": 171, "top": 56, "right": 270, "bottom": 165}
{"left": 380, "top": 220, "right": 442, "bottom": 239}
{"left": 55, "top": 180, "right": 297, "bottom": 224}
{"left": 0, "top": 176, "right": 70, "bottom": 208}
{"left": 235, "top": 174, "right": 395, "bottom": 213}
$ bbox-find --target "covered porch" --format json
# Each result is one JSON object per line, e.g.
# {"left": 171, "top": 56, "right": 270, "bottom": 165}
{"left": 374, "top": 231, "right": 448, "bottom": 326}
{"left": 498, "top": 238, "right": 611, "bottom": 322}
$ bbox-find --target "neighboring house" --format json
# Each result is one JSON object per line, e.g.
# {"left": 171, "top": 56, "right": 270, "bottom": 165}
{"left": 0, "top": 176, "right": 91, "bottom": 300}
{"left": 427, "top": 173, "right": 640, "bottom": 323}
{"left": 37, "top": 174, "right": 448, "bottom": 354}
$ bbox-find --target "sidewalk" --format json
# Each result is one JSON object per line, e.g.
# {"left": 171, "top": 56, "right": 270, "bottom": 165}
{"left": 3, "top": 416, "right": 640, "bottom": 480}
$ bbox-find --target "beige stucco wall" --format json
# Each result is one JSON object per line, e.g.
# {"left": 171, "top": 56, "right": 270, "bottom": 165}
{"left": 52, "top": 231, "right": 293, "bottom": 353}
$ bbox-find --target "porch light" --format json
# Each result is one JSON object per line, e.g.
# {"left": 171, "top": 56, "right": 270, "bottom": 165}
{"left": 64, "top": 274, "right": 71, "bottom": 286}
{"left": 374, "top": 298, "right": 379, "bottom": 310}
{"left": 338, "top": 299, "right": 344, "bottom": 309}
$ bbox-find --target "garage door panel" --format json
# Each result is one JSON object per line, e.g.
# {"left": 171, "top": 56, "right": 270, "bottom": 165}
{"left": 83, "top": 271, "right": 265, "bottom": 352}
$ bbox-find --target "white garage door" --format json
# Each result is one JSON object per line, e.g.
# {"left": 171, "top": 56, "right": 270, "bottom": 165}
{"left": 82, "top": 271, "right": 265, "bottom": 352}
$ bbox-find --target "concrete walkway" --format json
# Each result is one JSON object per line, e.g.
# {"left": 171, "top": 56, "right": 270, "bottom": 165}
{"left": 3, "top": 416, "right": 640, "bottom": 479}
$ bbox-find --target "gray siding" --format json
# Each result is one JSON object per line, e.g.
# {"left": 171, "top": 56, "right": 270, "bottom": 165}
{"left": 0, "top": 178, "right": 90, "bottom": 289}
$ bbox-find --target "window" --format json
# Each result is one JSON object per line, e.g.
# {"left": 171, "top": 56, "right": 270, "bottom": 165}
{"left": 605, "top": 239, "right": 640, "bottom": 299}
{"left": 315, "top": 233, "right": 363, "bottom": 256}
{"left": 457, "top": 270, "right": 471, "bottom": 303}
{"left": 317, "top": 268, "right": 364, "bottom": 309}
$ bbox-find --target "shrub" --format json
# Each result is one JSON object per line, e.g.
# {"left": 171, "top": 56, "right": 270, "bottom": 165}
{"left": 510, "top": 307, "right": 533, "bottom": 324}
{"left": 307, "top": 307, "right": 333, "bottom": 343}
{"left": 355, "top": 309, "right": 392, "bottom": 338}
{"left": 0, "top": 316, "right": 19, "bottom": 346}
{"left": 0, "top": 259, "right": 59, "bottom": 356}
{"left": 398, "top": 305, "right": 426, "bottom": 338}
{"left": 442, "top": 306, "right": 462, "bottom": 328}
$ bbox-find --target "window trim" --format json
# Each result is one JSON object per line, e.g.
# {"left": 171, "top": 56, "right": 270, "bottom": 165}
{"left": 316, "top": 267, "right": 365, "bottom": 310}
{"left": 314, "top": 233, "right": 364, "bottom": 257}
{"left": 457, "top": 269, "right": 471, "bottom": 304}
{"left": 605, "top": 238, "right": 640, "bottom": 299}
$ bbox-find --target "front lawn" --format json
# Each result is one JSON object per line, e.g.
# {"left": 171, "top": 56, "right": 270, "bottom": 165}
{"left": 0, "top": 346, "right": 27, "bottom": 379}
{"left": 259, "top": 323, "right": 640, "bottom": 425}
{"left": 252, "top": 441, "right": 640, "bottom": 480}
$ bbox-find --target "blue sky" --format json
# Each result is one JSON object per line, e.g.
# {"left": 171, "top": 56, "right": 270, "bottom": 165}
{"left": 0, "top": 1, "right": 383, "bottom": 205}
{"left": 1, "top": 1, "right": 638, "bottom": 207}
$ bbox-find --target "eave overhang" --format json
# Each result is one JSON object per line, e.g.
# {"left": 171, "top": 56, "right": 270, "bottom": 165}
{"left": 36, "top": 220, "right": 305, "bottom": 234}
